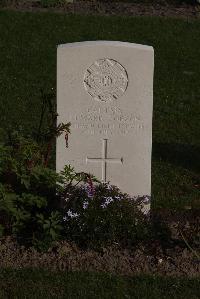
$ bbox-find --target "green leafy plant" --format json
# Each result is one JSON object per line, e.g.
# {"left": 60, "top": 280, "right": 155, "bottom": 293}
{"left": 32, "top": 211, "right": 63, "bottom": 251}
{"left": 0, "top": 91, "right": 71, "bottom": 250}
{"left": 36, "top": 211, "right": 63, "bottom": 240}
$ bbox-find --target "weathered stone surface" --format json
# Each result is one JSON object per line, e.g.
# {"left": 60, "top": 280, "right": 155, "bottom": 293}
{"left": 57, "top": 41, "right": 154, "bottom": 210}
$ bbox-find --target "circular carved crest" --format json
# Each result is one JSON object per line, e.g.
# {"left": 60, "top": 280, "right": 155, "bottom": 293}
{"left": 83, "top": 58, "right": 128, "bottom": 102}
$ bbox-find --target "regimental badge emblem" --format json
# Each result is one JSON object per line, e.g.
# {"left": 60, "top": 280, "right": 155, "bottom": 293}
{"left": 83, "top": 58, "right": 128, "bottom": 102}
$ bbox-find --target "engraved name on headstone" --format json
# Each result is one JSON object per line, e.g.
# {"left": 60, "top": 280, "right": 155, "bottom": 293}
{"left": 57, "top": 41, "right": 154, "bottom": 212}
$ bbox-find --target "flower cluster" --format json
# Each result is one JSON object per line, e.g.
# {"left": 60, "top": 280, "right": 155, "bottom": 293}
{"left": 63, "top": 209, "right": 79, "bottom": 221}
{"left": 142, "top": 196, "right": 151, "bottom": 204}
{"left": 101, "top": 196, "right": 114, "bottom": 209}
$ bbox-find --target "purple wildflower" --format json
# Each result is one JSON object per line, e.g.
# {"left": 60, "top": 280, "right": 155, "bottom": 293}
{"left": 85, "top": 176, "right": 95, "bottom": 198}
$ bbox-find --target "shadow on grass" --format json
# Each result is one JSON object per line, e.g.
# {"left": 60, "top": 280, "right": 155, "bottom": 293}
{"left": 153, "top": 142, "right": 200, "bottom": 173}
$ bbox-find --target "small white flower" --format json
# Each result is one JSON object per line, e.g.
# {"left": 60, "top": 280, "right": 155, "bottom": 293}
{"left": 104, "top": 196, "right": 113, "bottom": 201}
{"left": 73, "top": 212, "right": 79, "bottom": 218}
{"left": 101, "top": 196, "right": 114, "bottom": 208}
{"left": 101, "top": 203, "right": 107, "bottom": 209}
{"left": 105, "top": 198, "right": 113, "bottom": 204}
{"left": 67, "top": 209, "right": 73, "bottom": 217}
{"left": 67, "top": 210, "right": 72, "bottom": 217}
{"left": 83, "top": 200, "right": 89, "bottom": 209}
{"left": 105, "top": 183, "right": 113, "bottom": 190}
{"left": 67, "top": 209, "right": 79, "bottom": 218}
{"left": 63, "top": 216, "right": 67, "bottom": 221}
{"left": 103, "top": 196, "right": 114, "bottom": 205}
{"left": 143, "top": 196, "right": 151, "bottom": 204}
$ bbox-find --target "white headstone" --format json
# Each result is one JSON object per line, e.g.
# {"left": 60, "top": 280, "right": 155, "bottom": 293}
{"left": 57, "top": 41, "right": 154, "bottom": 211}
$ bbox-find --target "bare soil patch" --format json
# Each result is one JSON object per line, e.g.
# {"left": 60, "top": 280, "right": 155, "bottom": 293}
{"left": 1, "top": 0, "right": 200, "bottom": 19}
{"left": 0, "top": 235, "right": 199, "bottom": 277}
{"left": 0, "top": 210, "right": 199, "bottom": 277}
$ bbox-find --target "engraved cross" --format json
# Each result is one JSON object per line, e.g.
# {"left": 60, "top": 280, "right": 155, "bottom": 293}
{"left": 86, "top": 139, "right": 123, "bottom": 183}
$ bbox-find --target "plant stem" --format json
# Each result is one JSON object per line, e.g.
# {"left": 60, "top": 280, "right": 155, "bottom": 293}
{"left": 179, "top": 230, "right": 200, "bottom": 260}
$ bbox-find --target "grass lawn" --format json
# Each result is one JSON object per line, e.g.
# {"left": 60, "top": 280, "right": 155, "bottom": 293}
{"left": 0, "top": 10, "right": 199, "bottom": 210}
{"left": 0, "top": 10, "right": 199, "bottom": 299}
{"left": 0, "top": 268, "right": 199, "bottom": 299}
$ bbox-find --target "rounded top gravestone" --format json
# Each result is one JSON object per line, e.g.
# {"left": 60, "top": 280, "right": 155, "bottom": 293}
{"left": 57, "top": 41, "right": 154, "bottom": 213}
